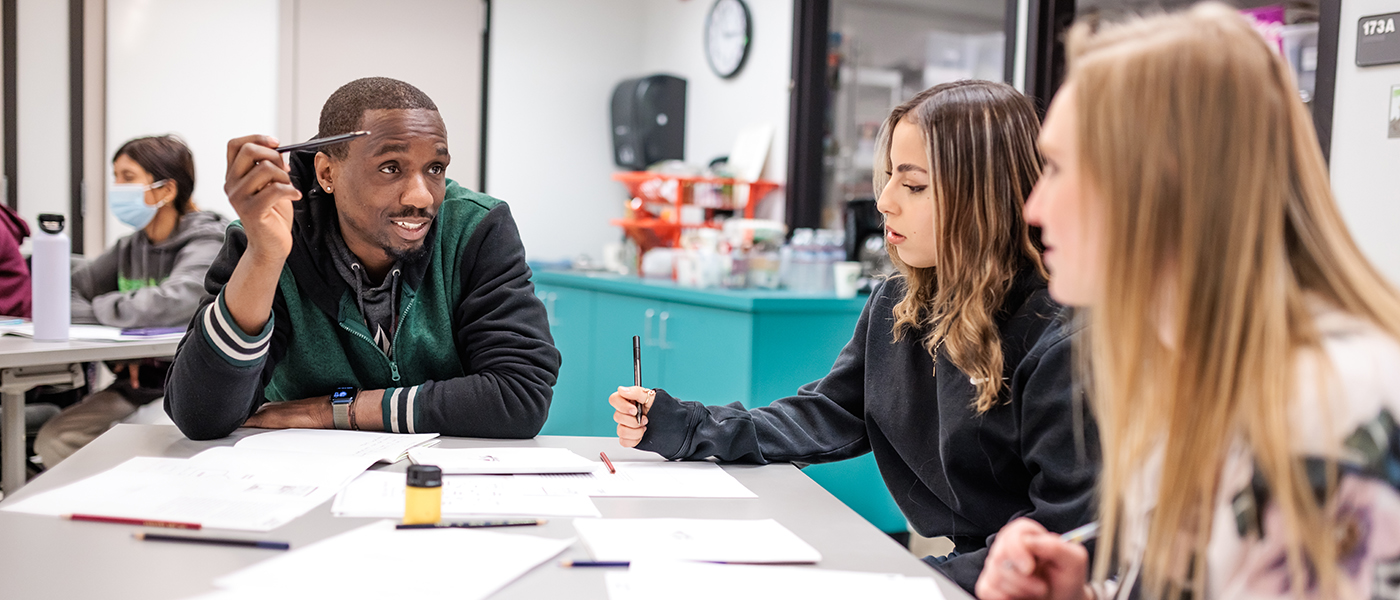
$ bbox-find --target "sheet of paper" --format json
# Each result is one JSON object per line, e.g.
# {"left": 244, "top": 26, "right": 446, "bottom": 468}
{"left": 408, "top": 446, "right": 596, "bottom": 474}
{"left": 452, "top": 461, "right": 757, "bottom": 498}
{"left": 0, "top": 323, "right": 185, "bottom": 342}
{"left": 2, "top": 447, "right": 374, "bottom": 531}
{"left": 214, "top": 520, "right": 573, "bottom": 600}
{"left": 575, "top": 518, "right": 821, "bottom": 564}
{"left": 331, "top": 470, "right": 601, "bottom": 518}
{"left": 605, "top": 560, "right": 944, "bottom": 600}
{"left": 235, "top": 429, "right": 439, "bottom": 463}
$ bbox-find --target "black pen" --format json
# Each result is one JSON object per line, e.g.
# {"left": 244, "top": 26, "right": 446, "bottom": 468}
{"left": 633, "top": 335, "right": 643, "bottom": 424}
{"left": 133, "top": 532, "right": 289, "bottom": 550}
{"left": 276, "top": 130, "right": 371, "bottom": 154}
{"left": 396, "top": 518, "right": 547, "bottom": 530}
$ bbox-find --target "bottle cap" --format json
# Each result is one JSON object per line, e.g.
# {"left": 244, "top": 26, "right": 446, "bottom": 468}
{"left": 37, "top": 213, "right": 65, "bottom": 234}
{"left": 406, "top": 464, "right": 442, "bottom": 488}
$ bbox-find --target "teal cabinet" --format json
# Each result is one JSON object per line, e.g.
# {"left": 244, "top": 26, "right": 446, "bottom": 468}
{"left": 530, "top": 271, "right": 906, "bottom": 534}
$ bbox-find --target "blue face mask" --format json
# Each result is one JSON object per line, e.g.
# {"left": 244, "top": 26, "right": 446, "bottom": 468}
{"left": 109, "top": 181, "right": 169, "bottom": 229}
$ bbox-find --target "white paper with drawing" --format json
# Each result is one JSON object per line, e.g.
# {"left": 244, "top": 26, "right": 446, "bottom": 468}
{"left": 214, "top": 520, "right": 573, "bottom": 600}
{"left": 331, "top": 470, "right": 601, "bottom": 518}
{"left": 454, "top": 461, "right": 756, "bottom": 498}
{"left": 2, "top": 447, "right": 373, "bottom": 531}
{"left": 234, "top": 429, "right": 438, "bottom": 463}
{"left": 407, "top": 446, "right": 596, "bottom": 474}
{"left": 574, "top": 518, "right": 821, "bottom": 564}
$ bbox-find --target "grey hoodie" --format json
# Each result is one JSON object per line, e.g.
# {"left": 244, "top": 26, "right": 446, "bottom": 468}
{"left": 72, "top": 210, "right": 227, "bottom": 328}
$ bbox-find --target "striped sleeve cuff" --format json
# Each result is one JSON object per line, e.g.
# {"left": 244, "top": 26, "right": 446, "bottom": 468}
{"left": 382, "top": 385, "right": 424, "bottom": 434}
{"left": 199, "top": 292, "right": 275, "bottom": 367}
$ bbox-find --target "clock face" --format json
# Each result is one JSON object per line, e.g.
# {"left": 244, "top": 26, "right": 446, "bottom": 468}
{"left": 705, "top": 0, "right": 751, "bottom": 79}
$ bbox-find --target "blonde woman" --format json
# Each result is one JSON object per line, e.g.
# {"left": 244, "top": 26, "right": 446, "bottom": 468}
{"left": 975, "top": 4, "right": 1400, "bottom": 600}
{"left": 606, "top": 80, "right": 1099, "bottom": 592}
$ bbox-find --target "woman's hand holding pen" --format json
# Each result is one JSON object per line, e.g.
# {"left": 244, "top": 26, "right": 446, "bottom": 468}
{"left": 975, "top": 518, "right": 1090, "bottom": 600}
{"left": 609, "top": 386, "right": 655, "bottom": 447}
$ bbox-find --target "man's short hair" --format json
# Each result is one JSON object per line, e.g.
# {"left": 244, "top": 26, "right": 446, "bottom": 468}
{"left": 317, "top": 77, "right": 438, "bottom": 158}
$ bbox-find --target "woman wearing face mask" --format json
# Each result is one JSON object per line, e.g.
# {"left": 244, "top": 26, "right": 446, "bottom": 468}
{"left": 34, "top": 135, "right": 226, "bottom": 468}
{"left": 975, "top": 5, "right": 1400, "bottom": 600}
{"left": 605, "top": 80, "right": 1099, "bottom": 593}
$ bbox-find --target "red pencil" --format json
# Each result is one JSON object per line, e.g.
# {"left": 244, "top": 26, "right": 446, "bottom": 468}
{"left": 64, "top": 514, "right": 202, "bottom": 530}
{"left": 598, "top": 451, "right": 617, "bottom": 474}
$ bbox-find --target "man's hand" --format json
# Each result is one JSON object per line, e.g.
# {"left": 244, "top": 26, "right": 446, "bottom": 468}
{"left": 975, "top": 518, "right": 1091, "bottom": 600}
{"left": 243, "top": 396, "right": 333, "bottom": 430}
{"left": 224, "top": 135, "right": 301, "bottom": 262}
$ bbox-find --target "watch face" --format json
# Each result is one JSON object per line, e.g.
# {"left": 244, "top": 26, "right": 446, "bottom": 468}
{"left": 331, "top": 387, "right": 356, "bottom": 403}
{"left": 705, "top": 0, "right": 751, "bottom": 79}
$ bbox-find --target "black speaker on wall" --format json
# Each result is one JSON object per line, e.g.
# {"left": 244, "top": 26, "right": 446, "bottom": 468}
{"left": 611, "top": 74, "right": 686, "bottom": 170}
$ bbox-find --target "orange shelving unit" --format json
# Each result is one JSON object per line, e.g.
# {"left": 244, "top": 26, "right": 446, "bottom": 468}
{"left": 609, "top": 171, "right": 780, "bottom": 252}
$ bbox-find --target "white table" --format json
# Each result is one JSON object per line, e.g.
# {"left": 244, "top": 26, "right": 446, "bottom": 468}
{"left": 0, "top": 336, "right": 180, "bottom": 494}
{"left": 0, "top": 425, "right": 976, "bottom": 599}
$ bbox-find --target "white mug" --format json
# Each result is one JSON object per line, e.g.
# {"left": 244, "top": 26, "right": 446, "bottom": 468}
{"left": 833, "top": 261, "right": 862, "bottom": 299}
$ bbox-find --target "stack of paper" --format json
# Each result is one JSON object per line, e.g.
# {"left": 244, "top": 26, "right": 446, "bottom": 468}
{"left": 0, "top": 323, "right": 186, "bottom": 342}
{"left": 2, "top": 447, "right": 374, "bottom": 531}
{"left": 331, "top": 470, "right": 601, "bottom": 518}
{"left": 606, "top": 560, "right": 944, "bottom": 600}
{"left": 574, "top": 518, "right": 822, "bottom": 564}
{"left": 407, "top": 446, "right": 596, "bottom": 474}
{"left": 209, "top": 520, "right": 573, "bottom": 600}
{"left": 236, "top": 429, "right": 439, "bottom": 463}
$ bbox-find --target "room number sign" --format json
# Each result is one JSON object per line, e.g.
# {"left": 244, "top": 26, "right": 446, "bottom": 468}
{"left": 1358, "top": 12, "right": 1400, "bottom": 66}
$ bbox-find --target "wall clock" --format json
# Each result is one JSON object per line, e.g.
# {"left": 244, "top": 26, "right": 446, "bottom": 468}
{"left": 705, "top": 0, "right": 751, "bottom": 79}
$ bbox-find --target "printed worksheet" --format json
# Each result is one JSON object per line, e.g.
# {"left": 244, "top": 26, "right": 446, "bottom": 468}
{"left": 2, "top": 447, "right": 375, "bottom": 531}
{"left": 574, "top": 518, "right": 821, "bottom": 564}
{"left": 211, "top": 520, "right": 573, "bottom": 600}
{"left": 331, "top": 470, "right": 601, "bottom": 518}
{"left": 454, "top": 461, "right": 757, "bottom": 498}
{"left": 407, "top": 447, "right": 596, "bottom": 474}
{"left": 235, "top": 429, "right": 439, "bottom": 463}
{"left": 604, "top": 560, "right": 945, "bottom": 600}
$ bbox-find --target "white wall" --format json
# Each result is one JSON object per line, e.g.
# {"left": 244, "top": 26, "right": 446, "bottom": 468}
{"left": 106, "top": 0, "right": 280, "bottom": 246}
{"left": 284, "top": 0, "right": 482, "bottom": 188}
{"left": 486, "top": 0, "right": 646, "bottom": 262}
{"left": 1329, "top": 0, "right": 1400, "bottom": 286}
{"left": 489, "top": 0, "right": 795, "bottom": 262}
{"left": 639, "top": 0, "right": 793, "bottom": 185}
{"left": 16, "top": 0, "right": 70, "bottom": 243}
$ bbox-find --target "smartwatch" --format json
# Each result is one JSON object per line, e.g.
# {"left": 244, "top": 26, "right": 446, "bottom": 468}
{"left": 330, "top": 386, "right": 359, "bottom": 430}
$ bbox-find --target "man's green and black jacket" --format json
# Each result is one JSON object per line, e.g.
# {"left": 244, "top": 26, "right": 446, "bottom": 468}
{"left": 165, "top": 153, "right": 560, "bottom": 440}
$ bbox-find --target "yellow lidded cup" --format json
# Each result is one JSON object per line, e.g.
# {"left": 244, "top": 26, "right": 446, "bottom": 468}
{"left": 403, "top": 464, "right": 443, "bottom": 525}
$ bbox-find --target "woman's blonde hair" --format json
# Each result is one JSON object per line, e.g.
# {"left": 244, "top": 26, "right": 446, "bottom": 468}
{"left": 1067, "top": 4, "right": 1400, "bottom": 597}
{"left": 872, "top": 80, "right": 1046, "bottom": 413}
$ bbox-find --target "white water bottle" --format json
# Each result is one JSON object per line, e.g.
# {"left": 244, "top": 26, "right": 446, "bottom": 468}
{"left": 31, "top": 213, "right": 70, "bottom": 342}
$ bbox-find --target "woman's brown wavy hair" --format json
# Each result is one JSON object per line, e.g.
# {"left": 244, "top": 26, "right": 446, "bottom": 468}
{"left": 873, "top": 80, "right": 1047, "bottom": 413}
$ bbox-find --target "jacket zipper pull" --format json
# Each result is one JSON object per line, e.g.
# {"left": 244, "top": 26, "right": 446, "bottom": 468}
{"left": 390, "top": 361, "right": 401, "bottom": 382}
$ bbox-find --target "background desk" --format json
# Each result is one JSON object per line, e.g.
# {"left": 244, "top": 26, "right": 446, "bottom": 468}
{"left": 0, "top": 336, "right": 181, "bottom": 494}
{"left": 531, "top": 270, "right": 906, "bottom": 535}
{"left": 0, "top": 425, "right": 973, "bottom": 600}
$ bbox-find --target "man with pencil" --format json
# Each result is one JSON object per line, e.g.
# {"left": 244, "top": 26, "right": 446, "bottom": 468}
{"left": 164, "top": 77, "right": 560, "bottom": 440}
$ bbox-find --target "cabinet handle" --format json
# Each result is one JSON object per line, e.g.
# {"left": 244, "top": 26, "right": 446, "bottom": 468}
{"left": 644, "top": 309, "right": 656, "bottom": 346}
{"left": 546, "top": 292, "right": 559, "bottom": 326}
{"left": 658, "top": 311, "right": 672, "bottom": 349}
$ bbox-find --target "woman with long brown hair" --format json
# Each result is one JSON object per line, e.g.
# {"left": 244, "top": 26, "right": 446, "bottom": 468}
{"left": 605, "top": 80, "right": 1099, "bottom": 592}
{"left": 976, "top": 4, "right": 1400, "bottom": 600}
